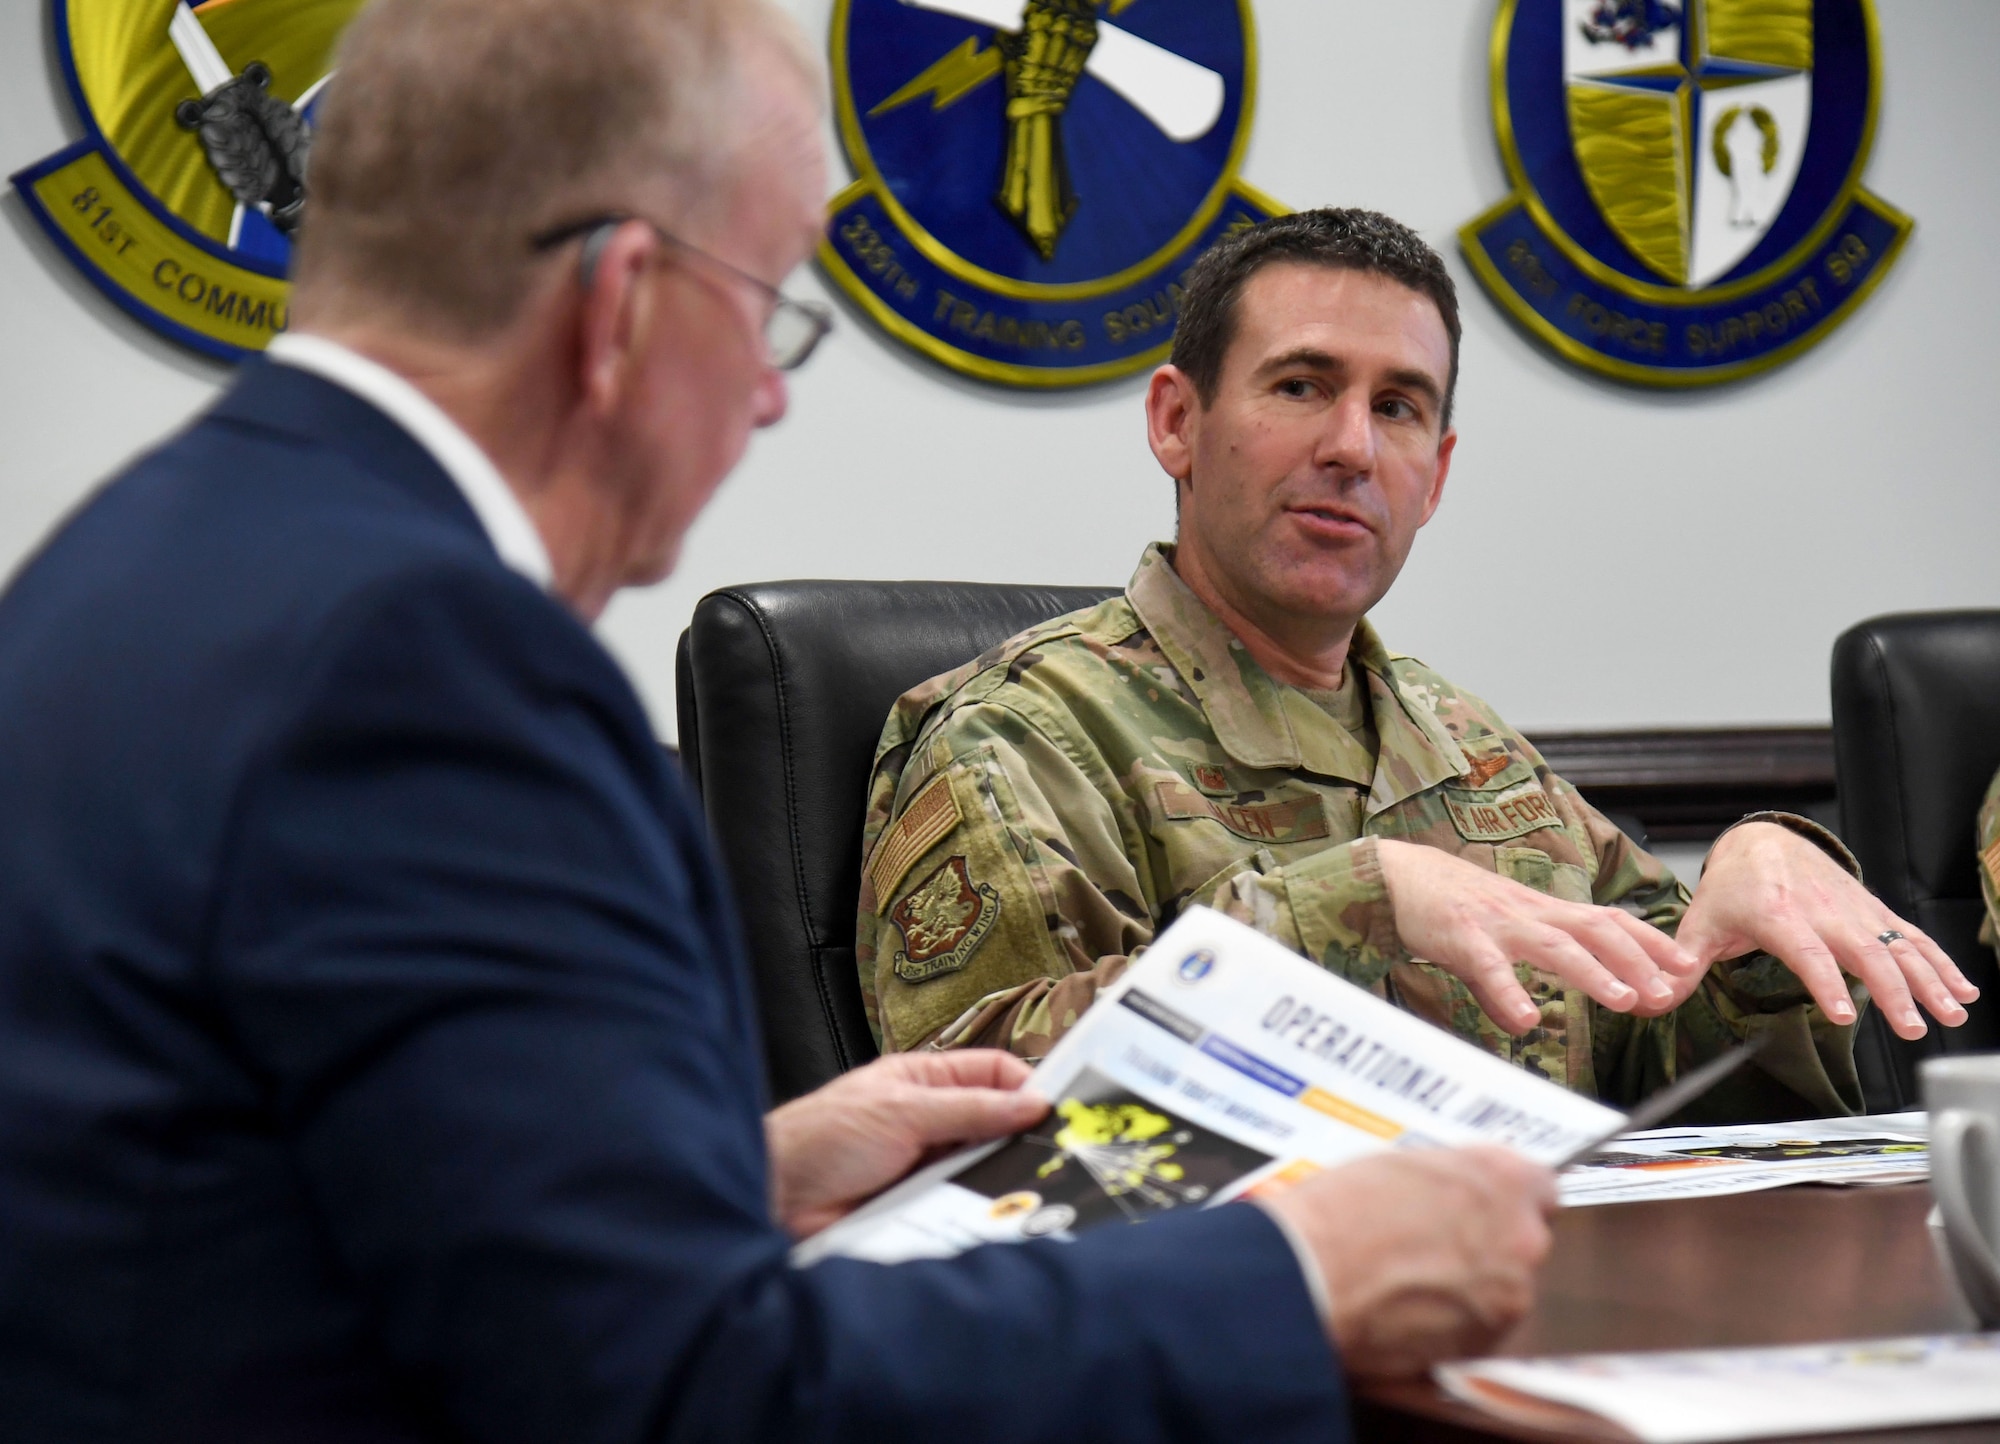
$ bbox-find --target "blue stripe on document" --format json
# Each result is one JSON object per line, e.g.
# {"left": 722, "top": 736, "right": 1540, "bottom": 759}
{"left": 1199, "top": 1034, "right": 1306, "bottom": 1099}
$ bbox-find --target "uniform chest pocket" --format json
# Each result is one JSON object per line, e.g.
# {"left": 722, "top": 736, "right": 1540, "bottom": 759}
{"left": 1154, "top": 778, "right": 1331, "bottom": 844}
{"left": 1495, "top": 846, "right": 1592, "bottom": 904}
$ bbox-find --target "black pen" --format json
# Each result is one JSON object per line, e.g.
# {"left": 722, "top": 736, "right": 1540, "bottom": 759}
{"left": 1554, "top": 1034, "right": 1771, "bottom": 1170}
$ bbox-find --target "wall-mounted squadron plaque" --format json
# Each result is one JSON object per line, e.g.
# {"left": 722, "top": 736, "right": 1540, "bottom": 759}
{"left": 11, "top": 0, "right": 358, "bottom": 360}
{"left": 820, "top": 0, "right": 1285, "bottom": 387}
{"left": 1460, "top": 0, "right": 1911, "bottom": 386}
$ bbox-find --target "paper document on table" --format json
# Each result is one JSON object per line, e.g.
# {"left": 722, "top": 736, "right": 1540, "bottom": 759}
{"left": 795, "top": 906, "right": 1619, "bottom": 1266}
{"left": 1437, "top": 1333, "right": 2000, "bottom": 1443}
{"left": 1559, "top": 1112, "right": 1928, "bottom": 1208}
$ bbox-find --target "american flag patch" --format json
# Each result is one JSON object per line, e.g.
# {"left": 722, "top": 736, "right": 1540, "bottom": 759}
{"left": 870, "top": 772, "right": 962, "bottom": 908}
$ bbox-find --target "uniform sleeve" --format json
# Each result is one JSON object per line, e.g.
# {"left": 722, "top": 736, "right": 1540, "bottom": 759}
{"left": 1978, "top": 769, "right": 2000, "bottom": 955}
{"left": 860, "top": 700, "right": 1404, "bottom": 1057}
{"left": 1561, "top": 779, "right": 1867, "bottom": 1120}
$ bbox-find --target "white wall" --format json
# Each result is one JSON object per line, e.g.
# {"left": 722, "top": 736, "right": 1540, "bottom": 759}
{"left": 3, "top": 1, "right": 1995, "bottom": 740}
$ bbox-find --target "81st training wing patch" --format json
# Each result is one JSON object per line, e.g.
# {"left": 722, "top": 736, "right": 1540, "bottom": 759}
{"left": 819, "top": 0, "right": 1286, "bottom": 387}
{"left": 892, "top": 856, "right": 1001, "bottom": 982}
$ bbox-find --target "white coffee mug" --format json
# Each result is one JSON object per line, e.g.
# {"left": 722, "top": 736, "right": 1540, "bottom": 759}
{"left": 1924, "top": 1054, "right": 2000, "bottom": 1326}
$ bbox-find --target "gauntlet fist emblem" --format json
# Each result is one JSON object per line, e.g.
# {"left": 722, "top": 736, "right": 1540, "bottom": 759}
{"left": 176, "top": 61, "right": 310, "bottom": 237}
{"left": 996, "top": 0, "right": 1099, "bottom": 258}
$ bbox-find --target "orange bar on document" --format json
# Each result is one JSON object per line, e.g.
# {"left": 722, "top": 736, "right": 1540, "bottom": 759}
{"left": 1299, "top": 1088, "right": 1403, "bottom": 1140}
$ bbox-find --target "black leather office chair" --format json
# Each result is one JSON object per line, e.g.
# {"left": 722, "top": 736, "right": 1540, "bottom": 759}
{"left": 676, "top": 581, "right": 1119, "bottom": 1101}
{"left": 1832, "top": 611, "right": 2000, "bottom": 1112}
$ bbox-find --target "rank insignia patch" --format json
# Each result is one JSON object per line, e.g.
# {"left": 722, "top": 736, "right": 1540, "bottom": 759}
{"left": 1459, "top": 0, "right": 1912, "bottom": 386}
{"left": 892, "top": 855, "right": 1001, "bottom": 982}
{"left": 820, "top": 0, "right": 1286, "bottom": 387}
{"left": 11, "top": 0, "right": 360, "bottom": 360}
{"left": 1459, "top": 745, "right": 1515, "bottom": 789}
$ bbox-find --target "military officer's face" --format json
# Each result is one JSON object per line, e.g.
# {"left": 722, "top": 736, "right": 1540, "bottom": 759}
{"left": 1151, "top": 263, "right": 1456, "bottom": 645}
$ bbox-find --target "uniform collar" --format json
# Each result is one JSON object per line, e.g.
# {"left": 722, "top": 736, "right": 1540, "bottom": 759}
{"left": 1124, "top": 542, "right": 1467, "bottom": 812}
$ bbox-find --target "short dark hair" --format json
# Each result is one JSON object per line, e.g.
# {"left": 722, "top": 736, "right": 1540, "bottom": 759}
{"left": 1169, "top": 207, "right": 1461, "bottom": 428}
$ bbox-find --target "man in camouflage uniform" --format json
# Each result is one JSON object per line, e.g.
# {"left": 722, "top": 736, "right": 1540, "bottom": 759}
{"left": 1980, "top": 768, "right": 2000, "bottom": 960}
{"left": 857, "top": 210, "right": 1979, "bottom": 1119}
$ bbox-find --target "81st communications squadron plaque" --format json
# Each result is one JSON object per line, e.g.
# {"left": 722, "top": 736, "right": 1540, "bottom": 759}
{"left": 820, "top": 0, "right": 1285, "bottom": 387}
{"left": 12, "top": 0, "right": 358, "bottom": 360}
{"left": 1460, "top": 0, "right": 1912, "bottom": 386}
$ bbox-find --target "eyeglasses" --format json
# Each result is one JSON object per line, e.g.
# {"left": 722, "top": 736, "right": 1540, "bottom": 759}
{"left": 531, "top": 214, "right": 834, "bottom": 372}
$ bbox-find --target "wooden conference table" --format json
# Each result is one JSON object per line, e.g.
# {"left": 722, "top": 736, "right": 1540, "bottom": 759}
{"left": 1353, "top": 1183, "right": 1989, "bottom": 1443}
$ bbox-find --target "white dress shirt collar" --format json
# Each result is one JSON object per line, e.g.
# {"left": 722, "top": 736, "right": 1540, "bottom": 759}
{"left": 265, "top": 333, "right": 554, "bottom": 590}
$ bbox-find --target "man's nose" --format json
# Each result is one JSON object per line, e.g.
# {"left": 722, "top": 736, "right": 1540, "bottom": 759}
{"left": 751, "top": 366, "right": 789, "bottom": 429}
{"left": 1316, "top": 392, "right": 1376, "bottom": 472}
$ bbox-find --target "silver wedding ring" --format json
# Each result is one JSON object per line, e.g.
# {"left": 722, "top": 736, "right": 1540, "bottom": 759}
{"left": 1878, "top": 929, "right": 1906, "bottom": 946}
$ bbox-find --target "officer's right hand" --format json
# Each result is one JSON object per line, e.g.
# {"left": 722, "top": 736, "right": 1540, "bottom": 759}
{"left": 1374, "top": 838, "right": 1701, "bottom": 1035}
{"left": 1257, "top": 1147, "right": 1557, "bottom": 1377}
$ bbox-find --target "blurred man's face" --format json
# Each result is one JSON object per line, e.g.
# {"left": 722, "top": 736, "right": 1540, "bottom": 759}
{"left": 1153, "top": 264, "right": 1456, "bottom": 646}
{"left": 616, "top": 40, "right": 826, "bottom": 585}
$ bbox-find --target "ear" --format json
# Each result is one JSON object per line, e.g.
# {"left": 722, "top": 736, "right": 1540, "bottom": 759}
{"left": 575, "top": 223, "right": 662, "bottom": 422}
{"left": 1418, "top": 427, "right": 1456, "bottom": 528}
{"left": 1145, "top": 364, "right": 1200, "bottom": 487}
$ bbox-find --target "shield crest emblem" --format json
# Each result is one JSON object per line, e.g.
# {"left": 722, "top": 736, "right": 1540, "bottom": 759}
{"left": 1565, "top": 0, "right": 1813, "bottom": 288}
{"left": 821, "top": 0, "right": 1285, "bottom": 387}
{"left": 10, "top": 0, "right": 359, "bottom": 359}
{"left": 1461, "top": 0, "right": 1909, "bottom": 385}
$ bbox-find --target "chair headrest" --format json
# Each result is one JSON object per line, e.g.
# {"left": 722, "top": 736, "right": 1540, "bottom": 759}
{"left": 678, "top": 579, "right": 1119, "bottom": 1097}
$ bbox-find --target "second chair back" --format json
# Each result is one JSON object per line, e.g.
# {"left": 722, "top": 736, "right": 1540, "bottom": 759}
{"left": 677, "top": 581, "right": 1119, "bottom": 1101}
{"left": 1832, "top": 610, "right": 2000, "bottom": 1110}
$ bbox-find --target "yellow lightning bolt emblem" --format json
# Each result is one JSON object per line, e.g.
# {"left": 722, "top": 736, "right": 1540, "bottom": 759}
{"left": 869, "top": 0, "right": 1139, "bottom": 119}
{"left": 869, "top": 36, "right": 1003, "bottom": 116}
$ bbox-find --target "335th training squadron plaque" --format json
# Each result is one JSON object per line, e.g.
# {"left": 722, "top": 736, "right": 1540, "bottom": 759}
{"left": 1460, "top": 0, "right": 1912, "bottom": 386}
{"left": 11, "top": 0, "right": 357, "bottom": 360}
{"left": 820, "top": 0, "right": 1285, "bottom": 387}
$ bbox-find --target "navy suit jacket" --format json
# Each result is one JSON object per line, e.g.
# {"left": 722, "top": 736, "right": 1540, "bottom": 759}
{"left": 0, "top": 362, "right": 1345, "bottom": 1442}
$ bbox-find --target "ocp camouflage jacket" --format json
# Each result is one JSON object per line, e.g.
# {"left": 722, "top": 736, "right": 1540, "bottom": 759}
{"left": 856, "top": 544, "right": 1863, "bottom": 1118}
{"left": 1979, "top": 768, "right": 1999, "bottom": 955}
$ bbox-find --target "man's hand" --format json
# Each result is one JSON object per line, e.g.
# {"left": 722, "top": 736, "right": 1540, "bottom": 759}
{"left": 1376, "top": 839, "right": 1700, "bottom": 1036}
{"left": 764, "top": 1051, "right": 1049, "bottom": 1240}
{"left": 1678, "top": 821, "right": 1980, "bottom": 1040}
{"left": 1257, "top": 1147, "right": 1557, "bottom": 1378}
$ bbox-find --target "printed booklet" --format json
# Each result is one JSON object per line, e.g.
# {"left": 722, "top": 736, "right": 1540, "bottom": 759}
{"left": 1558, "top": 1113, "right": 1928, "bottom": 1207}
{"left": 795, "top": 905, "right": 1619, "bottom": 1266}
{"left": 1438, "top": 1334, "right": 2000, "bottom": 1442}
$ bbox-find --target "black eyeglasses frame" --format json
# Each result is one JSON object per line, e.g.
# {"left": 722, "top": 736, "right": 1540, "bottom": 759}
{"left": 530, "top": 214, "right": 833, "bottom": 372}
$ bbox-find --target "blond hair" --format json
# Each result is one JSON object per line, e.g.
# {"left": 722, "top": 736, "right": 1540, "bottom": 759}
{"left": 291, "top": 0, "right": 816, "bottom": 338}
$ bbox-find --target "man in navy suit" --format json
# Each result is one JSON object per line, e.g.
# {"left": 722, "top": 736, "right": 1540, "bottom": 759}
{"left": 0, "top": 0, "right": 1557, "bottom": 1438}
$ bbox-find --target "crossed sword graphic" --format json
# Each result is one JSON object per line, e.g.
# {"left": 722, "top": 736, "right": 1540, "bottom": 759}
{"left": 166, "top": 0, "right": 1223, "bottom": 259}
{"left": 893, "top": 0, "right": 1225, "bottom": 258}
{"left": 167, "top": 1, "right": 311, "bottom": 239}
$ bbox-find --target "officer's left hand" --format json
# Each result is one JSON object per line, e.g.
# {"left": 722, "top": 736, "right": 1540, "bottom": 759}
{"left": 764, "top": 1051, "right": 1049, "bottom": 1239}
{"left": 1677, "top": 821, "right": 1981, "bottom": 1039}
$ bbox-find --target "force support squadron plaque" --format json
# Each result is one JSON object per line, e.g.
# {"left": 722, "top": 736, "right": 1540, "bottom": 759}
{"left": 1461, "top": 0, "right": 1912, "bottom": 386}
{"left": 821, "top": 0, "right": 1285, "bottom": 387}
